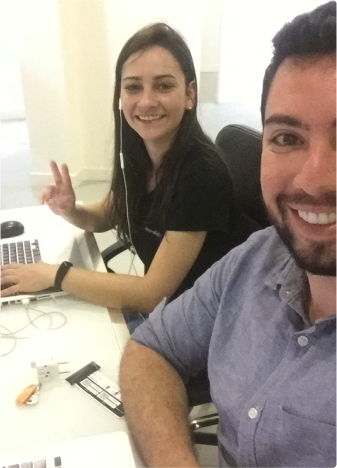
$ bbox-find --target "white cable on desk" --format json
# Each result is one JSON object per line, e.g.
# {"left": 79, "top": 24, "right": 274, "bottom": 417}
{"left": 0, "top": 298, "right": 67, "bottom": 357}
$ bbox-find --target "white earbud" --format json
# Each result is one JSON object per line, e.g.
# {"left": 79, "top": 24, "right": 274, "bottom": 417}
{"left": 120, "top": 152, "right": 124, "bottom": 169}
{"left": 119, "top": 97, "right": 124, "bottom": 169}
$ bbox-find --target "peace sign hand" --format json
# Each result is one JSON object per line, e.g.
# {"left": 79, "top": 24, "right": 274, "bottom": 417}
{"left": 40, "top": 161, "right": 76, "bottom": 218}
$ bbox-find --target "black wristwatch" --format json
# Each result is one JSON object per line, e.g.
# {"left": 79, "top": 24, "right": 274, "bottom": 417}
{"left": 55, "top": 261, "right": 73, "bottom": 291}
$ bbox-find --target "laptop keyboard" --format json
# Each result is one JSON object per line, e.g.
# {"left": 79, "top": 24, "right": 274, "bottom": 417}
{"left": 0, "top": 240, "right": 41, "bottom": 266}
{"left": 2, "top": 457, "right": 62, "bottom": 467}
{"left": 1, "top": 240, "right": 41, "bottom": 294}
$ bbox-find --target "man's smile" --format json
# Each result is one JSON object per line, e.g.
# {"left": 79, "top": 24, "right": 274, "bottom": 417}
{"left": 297, "top": 210, "right": 336, "bottom": 225}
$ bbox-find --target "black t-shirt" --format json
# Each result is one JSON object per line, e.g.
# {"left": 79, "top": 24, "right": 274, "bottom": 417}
{"left": 131, "top": 144, "right": 253, "bottom": 301}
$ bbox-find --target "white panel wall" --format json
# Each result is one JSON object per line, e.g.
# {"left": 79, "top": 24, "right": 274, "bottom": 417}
{"left": 0, "top": 1, "right": 25, "bottom": 120}
{"left": 200, "top": 0, "right": 221, "bottom": 73}
{"left": 13, "top": 0, "right": 202, "bottom": 186}
{"left": 17, "top": 0, "right": 69, "bottom": 179}
{"left": 104, "top": 0, "right": 202, "bottom": 84}
{"left": 217, "top": 0, "right": 327, "bottom": 104}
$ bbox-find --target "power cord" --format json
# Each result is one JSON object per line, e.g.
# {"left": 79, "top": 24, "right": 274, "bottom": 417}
{"left": 0, "top": 298, "right": 67, "bottom": 357}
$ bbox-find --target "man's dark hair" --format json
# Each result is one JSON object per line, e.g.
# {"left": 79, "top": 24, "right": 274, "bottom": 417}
{"left": 261, "top": 1, "right": 336, "bottom": 124}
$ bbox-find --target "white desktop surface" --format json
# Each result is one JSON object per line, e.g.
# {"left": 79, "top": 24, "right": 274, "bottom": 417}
{"left": 0, "top": 206, "right": 139, "bottom": 463}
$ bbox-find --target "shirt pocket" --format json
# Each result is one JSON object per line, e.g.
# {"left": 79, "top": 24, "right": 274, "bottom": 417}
{"left": 254, "top": 403, "right": 336, "bottom": 467}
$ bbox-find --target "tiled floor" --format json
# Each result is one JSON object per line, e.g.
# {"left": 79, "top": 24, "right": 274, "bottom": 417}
{"left": 1, "top": 102, "right": 261, "bottom": 467}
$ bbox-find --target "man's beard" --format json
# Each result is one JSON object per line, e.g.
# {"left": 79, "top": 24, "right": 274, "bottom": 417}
{"left": 267, "top": 194, "right": 336, "bottom": 277}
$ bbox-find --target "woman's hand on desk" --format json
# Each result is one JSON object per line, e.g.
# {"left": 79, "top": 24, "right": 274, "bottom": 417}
{"left": 0, "top": 263, "right": 57, "bottom": 296}
{"left": 40, "top": 160, "right": 76, "bottom": 218}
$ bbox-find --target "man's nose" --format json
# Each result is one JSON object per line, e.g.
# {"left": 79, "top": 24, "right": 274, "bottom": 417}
{"left": 293, "top": 140, "right": 336, "bottom": 196}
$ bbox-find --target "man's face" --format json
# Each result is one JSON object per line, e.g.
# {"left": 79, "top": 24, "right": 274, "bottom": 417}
{"left": 261, "top": 54, "right": 336, "bottom": 276}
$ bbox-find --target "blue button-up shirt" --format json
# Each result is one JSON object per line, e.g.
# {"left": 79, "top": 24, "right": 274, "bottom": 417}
{"left": 132, "top": 227, "right": 336, "bottom": 467}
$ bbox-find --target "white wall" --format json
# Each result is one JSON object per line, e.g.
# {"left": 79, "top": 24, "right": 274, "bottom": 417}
{"left": 104, "top": 0, "right": 202, "bottom": 79}
{"left": 11, "top": 0, "right": 202, "bottom": 186}
{"left": 200, "top": 0, "right": 221, "bottom": 73}
{"left": 217, "top": 0, "right": 328, "bottom": 104}
{"left": 17, "top": 0, "right": 69, "bottom": 178}
{"left": 0, "top": 1, "right": 25, "bottom": 119}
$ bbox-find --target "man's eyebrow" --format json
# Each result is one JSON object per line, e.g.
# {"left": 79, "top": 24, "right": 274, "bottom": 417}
{"left": 264, "top": 114, "right": 310, "bottom": 130}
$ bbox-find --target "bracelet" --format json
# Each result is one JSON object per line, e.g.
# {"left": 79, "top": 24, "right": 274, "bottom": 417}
{"left": 54, "top": 261, "right": 73, "bottom": 291}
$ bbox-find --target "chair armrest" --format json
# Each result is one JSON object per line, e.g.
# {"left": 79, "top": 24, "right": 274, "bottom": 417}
{"left": 101, "top": 240, "right": 131, "bottom": 270}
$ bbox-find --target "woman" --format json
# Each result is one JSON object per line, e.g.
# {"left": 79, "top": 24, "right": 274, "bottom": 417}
{"left": 1, "top": 23, "right": 253, "bottom": 331}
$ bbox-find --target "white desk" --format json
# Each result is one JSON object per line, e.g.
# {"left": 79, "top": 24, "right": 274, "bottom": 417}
{"left": 0, "top": 206, "right": 140, "bottom": 463}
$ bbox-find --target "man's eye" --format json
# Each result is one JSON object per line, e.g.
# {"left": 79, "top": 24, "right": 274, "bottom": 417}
{"left": 271, "top": 133, "right": 301, "bottom": 146}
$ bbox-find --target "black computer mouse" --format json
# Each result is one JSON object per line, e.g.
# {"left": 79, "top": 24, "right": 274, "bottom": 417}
{"left": 1, "top": 220, "right": 25, "bottom": 239}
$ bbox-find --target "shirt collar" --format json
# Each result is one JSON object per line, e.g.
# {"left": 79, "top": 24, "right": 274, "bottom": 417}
{"left": 264, "top": 233, "right": 309, "bottom": 322}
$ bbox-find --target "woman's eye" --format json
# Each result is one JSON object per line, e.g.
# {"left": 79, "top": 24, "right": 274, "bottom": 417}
{"left": 156, "top": 83, "right": 174, "bottom": 92}
{"left": 271, "top": 133, "right": 302, "bottom": 146}
{"left": 124, "top": 85, "right": 141, "bottom": 93}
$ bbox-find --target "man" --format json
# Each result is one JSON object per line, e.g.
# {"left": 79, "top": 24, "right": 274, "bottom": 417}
{"left": 119, "top": 2, "right": 336, "bottom": 467}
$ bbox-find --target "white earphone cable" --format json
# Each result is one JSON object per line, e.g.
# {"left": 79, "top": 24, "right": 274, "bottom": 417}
{"left": 119, "top": 101, "right": 139, "bottom": 276}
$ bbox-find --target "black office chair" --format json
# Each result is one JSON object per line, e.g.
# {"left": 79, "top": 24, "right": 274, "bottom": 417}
{"left": 101, "top": 124, "right": 268, "bottom": 445}
{"left": 215, "top": 124, "right": 269, "bottom": 229}
{"left": 186, "top": 124, "right": 269, "bottom": 445}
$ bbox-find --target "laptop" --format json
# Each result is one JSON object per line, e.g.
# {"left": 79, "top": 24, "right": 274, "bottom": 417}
{"left": 1, "top": 431, "right": 137, "bottom": 468}
{"left": 0, "top": 233, "right": 86, "bottom": 306}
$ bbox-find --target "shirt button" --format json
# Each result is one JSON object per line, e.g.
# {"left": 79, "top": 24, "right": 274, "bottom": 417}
{"left": 297, "top": 335, "right": 308, "bottom": 347}
{"left": 248, "top": 407, "right": 258, "bottom": 419}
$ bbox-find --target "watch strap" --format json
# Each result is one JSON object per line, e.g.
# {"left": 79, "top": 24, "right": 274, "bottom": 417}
{"left": 55, "top": 261, "right": 73, "bottom": 291}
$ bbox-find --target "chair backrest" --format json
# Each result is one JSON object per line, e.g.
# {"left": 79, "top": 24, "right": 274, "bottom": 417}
{"left": 215, "top": 124, "right": 270, "bottom": 229}
{"left": 187, "top": 125, "right": 270, "bottom": 412}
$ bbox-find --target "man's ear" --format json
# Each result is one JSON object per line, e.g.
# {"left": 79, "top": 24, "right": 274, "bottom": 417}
{"left": 186, "top": 80, "right": 197, "bottom": 109}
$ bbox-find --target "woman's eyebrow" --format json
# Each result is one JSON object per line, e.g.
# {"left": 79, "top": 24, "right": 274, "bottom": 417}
{"left": 122, "top": 74, "right": 176, "bottom": 82}
{"left": 153, "top": 74, "right": 176, "bottom": 80}
{"left": 122, "top": 76, "right": 141, "bottom": 82}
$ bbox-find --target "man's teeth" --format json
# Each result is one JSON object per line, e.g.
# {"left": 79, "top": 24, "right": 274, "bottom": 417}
{"left": 298, "top": 210, "right": 336, "bottom": 225}
{"left": 138, "top": 115, "right": 162, "bottom": 121}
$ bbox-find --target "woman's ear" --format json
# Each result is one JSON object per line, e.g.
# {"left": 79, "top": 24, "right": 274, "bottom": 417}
{"left": 186, "top": 80, "right": 197, "bottom": 110}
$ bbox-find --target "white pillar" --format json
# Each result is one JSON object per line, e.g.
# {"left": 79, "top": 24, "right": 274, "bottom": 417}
{"left": 0, "top": 1, "right": 26, "bottom": 120}
{"left": 17, "top": 0, "right": 202, "bottom": 187}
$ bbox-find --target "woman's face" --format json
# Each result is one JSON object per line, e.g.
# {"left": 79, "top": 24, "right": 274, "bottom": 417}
{"left": 120, "top": 46, "right": 195, "bottom": 159}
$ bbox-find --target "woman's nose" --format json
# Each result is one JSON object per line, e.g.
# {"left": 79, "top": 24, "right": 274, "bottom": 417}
{"left": 137, "top": 88, "right": 157, "bottom": 108}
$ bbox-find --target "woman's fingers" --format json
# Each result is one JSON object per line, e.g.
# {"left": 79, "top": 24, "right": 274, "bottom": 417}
{"left": 50, "top": 160, "right": 63, "bottom": 185}
{"left": 0, "top": 263, "right": 55, "bottom": 294}
{"left": 0, "top": 265, "right": 20, "bottom": 296}
{"left": 0, "top": 282, "right": 20, "bottom": 297}
{"left": 50, "top": 161, "right": 73, "bottom": 192}
{"left": 60, "top": 163, "right": 73, "bottom": 191}
{"left": 40, "top": 185, "right": 56, "bottom": 204}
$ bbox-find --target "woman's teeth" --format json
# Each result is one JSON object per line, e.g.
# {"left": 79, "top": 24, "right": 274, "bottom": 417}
{"left": 138, "top": 115, "right": 162, "bottom": 121}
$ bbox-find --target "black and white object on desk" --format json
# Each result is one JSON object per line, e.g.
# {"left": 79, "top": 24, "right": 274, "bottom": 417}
{"left": 66, "top": 361, "right": 125, "bottom": 418}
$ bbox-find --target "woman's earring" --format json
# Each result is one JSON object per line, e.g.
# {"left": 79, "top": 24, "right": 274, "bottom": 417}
{"left": 188, "top": 106, "right": 192, "bottom": 110}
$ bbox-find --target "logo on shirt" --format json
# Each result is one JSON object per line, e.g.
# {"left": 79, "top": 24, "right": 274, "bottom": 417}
{"left": 144, "top": 226, "right": 161, "bottom": 238}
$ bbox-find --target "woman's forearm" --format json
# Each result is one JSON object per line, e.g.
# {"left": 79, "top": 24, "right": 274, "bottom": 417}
{"left": 61, "top": 267, "right": 164, "bottom": 312}
{"left": 62, "top": 197, "right": 113, "bottom": 233}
